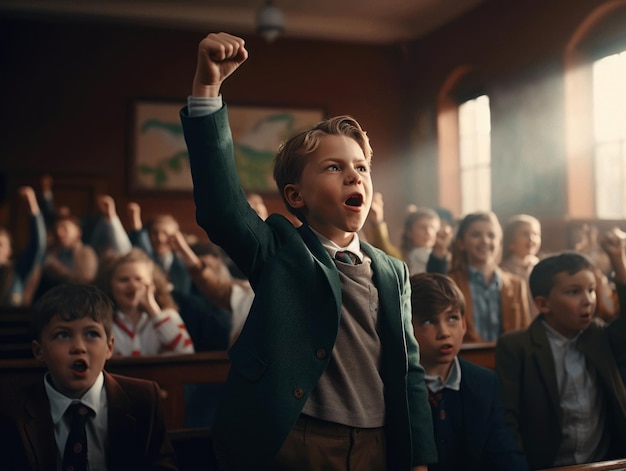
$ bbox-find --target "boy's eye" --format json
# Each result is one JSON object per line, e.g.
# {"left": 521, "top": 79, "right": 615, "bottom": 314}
{"left": 447, "top": 316, "right": 460, "bottom": 323}
{"left": 86, "top": 330, "right": 101, "bottom": 339}
{"left": 327, "top": 164, "right": 340, "bottom": 171}
{"left": 357, "top": 165, "right": 369, "bottom": 173}
{"left": 53, "top": 331, "right": 69, "bottom": 339}
{"left": 420, "top": 319, "right": 433, "bottom": 326}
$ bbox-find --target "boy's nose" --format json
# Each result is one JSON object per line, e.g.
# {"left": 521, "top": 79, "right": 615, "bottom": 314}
{"left": 583, "top": 290, "right": 595, "bottom": 304}
{"left": 345, "top": 168, "right": 361, "bottom": 184}
{"left": 70, "top": 338, "right": 87, "bottom": 352}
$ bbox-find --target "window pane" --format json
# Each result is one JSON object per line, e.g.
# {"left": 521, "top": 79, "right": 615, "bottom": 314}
{"left": 459, "top": 95, "right": 491, "bottom": 213}
{"left": 593, "top": 50, "right": 626, "bottom": 217}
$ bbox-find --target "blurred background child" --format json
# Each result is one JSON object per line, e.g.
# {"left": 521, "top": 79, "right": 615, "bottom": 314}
{"left": 500, "top": 214, "right": 542, "bottom": 318}
{"left": 96, "top": 248, "right": 194, "bottom": 356}
{"left": 448, "top": 211, "right": 531, "bottom": 342}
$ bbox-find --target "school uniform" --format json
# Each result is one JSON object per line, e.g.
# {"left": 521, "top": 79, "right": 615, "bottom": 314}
{"left": 495, "top": 283, "right": 626, "bottom": 469}
{"left": 181, "top": 103, "right": 437, "bottom": 470}
{"left": 427, "top": 358, "right": 528, "bottom": 471}
{"left": 1, "top": 371, "right": 178, "bottom": 470}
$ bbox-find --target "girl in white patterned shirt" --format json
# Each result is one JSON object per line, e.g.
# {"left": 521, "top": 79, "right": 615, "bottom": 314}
{"left": 97, "top": 248, "right": 194, "bottom": 356}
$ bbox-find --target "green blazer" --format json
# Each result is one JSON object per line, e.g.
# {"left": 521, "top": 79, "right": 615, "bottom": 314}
{"left": 495, "top": 284, "right": 626, "bottom": 470}
{"left": 181, "top": 104, "right": 437, "bottom": 470}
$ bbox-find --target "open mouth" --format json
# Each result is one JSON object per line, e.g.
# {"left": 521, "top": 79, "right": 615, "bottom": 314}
{"left": 345, "top": 194, "right": 363, "bottom": 207}
{"left": 71, "top": 360, "right": 87, "bottom": 373}
{"left": 440, "top": 344, "right": 454, "bottom": 354}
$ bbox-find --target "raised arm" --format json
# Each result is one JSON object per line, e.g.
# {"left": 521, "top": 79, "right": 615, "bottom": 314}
{"left": 126, "top": 202, "right": 153, "bottom": 256}
{"left": 182, "top": 33, "right": 279, "bottom": 283}
{"left": 14, "top": 186, "right": 46, "bottom": 281}
{"left": 90, "top": 195, "right": 132, "bottom": 256}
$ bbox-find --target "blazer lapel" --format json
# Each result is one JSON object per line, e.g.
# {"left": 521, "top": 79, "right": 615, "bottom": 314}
{"left": 298, "top": 224, "right": 342, "bottom": 314}
{"left": 529, "top": 318, "right": 561, "bottom": 414}
{"left": 22, "top": 382, "right": 61, "bottom": 470}
{"left": 104, "top": 372, "right": 138, "bottom": 469}
{"left": 361, "top": 243, "right": 403, "bottom": 338}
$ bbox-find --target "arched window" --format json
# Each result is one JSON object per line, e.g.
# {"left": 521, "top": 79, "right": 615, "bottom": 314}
{"left": 565, "top": 0, "right": 626, "bottom": 218}
{"left": 437, "top": 66, "right": 491, "bottom": 216}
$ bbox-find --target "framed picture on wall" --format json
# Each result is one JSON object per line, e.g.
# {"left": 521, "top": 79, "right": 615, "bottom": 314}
{"left": 129, "top": 99, "right": 325, "bottom": 193}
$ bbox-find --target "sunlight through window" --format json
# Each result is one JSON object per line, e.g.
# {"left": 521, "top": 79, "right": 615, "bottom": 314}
{"left": 458, "top": 95, "right": 491, "bottom": 214}
{"left": 593, "top": 51, "right": 626, "bottom": 218}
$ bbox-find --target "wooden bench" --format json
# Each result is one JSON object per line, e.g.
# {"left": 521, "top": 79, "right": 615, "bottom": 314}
{"left": 0, "top": 351, "right": 231, "bottom": 429}
{"left": 459, "top": 341, "right": 496, "bottom": 369}
{"left": 0, "top": 306, "right": 33, "bottom": 359}
{"left": 538, "top": 459, "right": 626, "bottom": 470}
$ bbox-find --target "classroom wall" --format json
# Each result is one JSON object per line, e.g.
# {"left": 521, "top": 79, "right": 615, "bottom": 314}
{"left": 1, "top": 0, "right": 625, "bottom": 251}
{"left": 0, "top": 14, "right": 408, "bottom": 243}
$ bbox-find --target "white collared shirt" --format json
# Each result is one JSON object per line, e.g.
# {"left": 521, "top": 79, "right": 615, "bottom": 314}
{"left": 542, "top": 321, "right": 608, "bottom": 465}
{"left": 309, "top": 227, "right": 366, "bottom": 264}
{"left": 45, "top": 371, "right": 109, "bottom": 470}
{"left": 424, "top": 356, "right": 462, "bottom": 393}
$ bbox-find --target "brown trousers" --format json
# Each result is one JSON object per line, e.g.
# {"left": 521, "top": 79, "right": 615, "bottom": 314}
{"left": 270, "top": 414, "right": 386, "bottom": 471}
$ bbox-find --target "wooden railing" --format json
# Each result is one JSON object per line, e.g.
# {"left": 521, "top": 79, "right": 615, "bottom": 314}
{"left": 0, "top": 351, "right": 231, "bottom": 429}
{"left": 0, "top": 306, "right": 33, "bottom": 359}
{"left": 459, "top": 341, "right": 496, "bottom": 369}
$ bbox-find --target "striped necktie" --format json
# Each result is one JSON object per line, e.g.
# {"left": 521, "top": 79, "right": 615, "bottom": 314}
{"left": 335, "top": 250, "right": 360, "bottom": 265}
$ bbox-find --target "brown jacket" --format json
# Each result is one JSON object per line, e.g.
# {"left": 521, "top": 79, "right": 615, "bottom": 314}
{"left": 1, "top": 371, "right": 178, "bottom": 471}
{"left": 448, "top": 267, "right": 531, "bottom": 343}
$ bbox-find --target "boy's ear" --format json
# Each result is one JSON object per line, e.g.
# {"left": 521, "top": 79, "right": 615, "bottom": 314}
{"left": 283, "top": 184, "right": 305, "bottom": 210}
{"left": 534, "top": 296, "right": 551, "bottom": 314}
{"left": 106, "top": 335, "right": 114, "bottom": 360}
{"left": 32, "top": 339, "right": 44, "bottom": 362}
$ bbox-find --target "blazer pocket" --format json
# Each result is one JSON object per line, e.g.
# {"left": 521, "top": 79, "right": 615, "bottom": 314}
{"left": 230, "top": 347, "right": 268, "bottom": 383}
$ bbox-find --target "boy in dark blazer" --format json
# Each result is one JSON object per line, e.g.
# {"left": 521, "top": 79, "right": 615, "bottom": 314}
{"left": 180, "top": 32, "right": 436, "bottom": 470}
{"left": 496, "top": 236, "right": 626, "bottom": 470}
{"left": 410, "top": 272, "right": 528, "bottom": 471}
{"left": 0, "top": 283, "right": 178, "bottom": 470}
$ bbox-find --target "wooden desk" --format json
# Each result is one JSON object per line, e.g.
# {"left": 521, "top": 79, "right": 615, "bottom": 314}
{"left": 538, "top": 459, "right": 626, "bottom": 470}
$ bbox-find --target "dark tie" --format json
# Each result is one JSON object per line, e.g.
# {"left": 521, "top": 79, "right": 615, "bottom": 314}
{"left": 63, "top": 402, "right": 92, "bottom": 471}
{"left": 335, "top": 250, "right": 360, "bottom": 265}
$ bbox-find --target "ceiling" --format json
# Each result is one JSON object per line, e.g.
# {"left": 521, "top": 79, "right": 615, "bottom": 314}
{"left": 0, "top": 0, "right": 487, "bottom": 44}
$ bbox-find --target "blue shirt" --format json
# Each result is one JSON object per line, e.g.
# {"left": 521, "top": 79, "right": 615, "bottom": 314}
{"left": 467, "top": 266, "right": 502, "bottom": 341}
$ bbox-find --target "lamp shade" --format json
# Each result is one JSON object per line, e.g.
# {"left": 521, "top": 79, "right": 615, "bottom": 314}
{"left": 257, "top": 2, "right": 284, "bottom": 42}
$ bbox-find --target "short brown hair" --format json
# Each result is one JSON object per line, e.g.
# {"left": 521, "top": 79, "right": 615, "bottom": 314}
{"left": 410, "top": 272, "right": 465, "bottom": 322}
{"left": 273, "top": 115, "right": 372, "bottom": 221}
{"left": 31, "top": 283, "right": 114, "bottom": 341}
{"left": 400, "top": 208, "right": 441, "bottom": 253}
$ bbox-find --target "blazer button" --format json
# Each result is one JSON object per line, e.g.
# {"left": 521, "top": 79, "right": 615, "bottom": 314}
{"left": 316, "top": 348, "right": 326, "bottom": 359}
{"left": 293, "top": 387, "right": 305, "bottom": 399}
